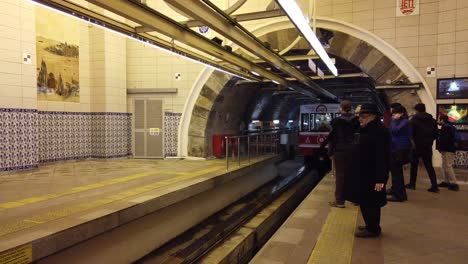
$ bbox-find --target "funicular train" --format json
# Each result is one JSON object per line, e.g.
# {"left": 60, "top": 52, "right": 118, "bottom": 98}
{"left": 298, "top": 103, "right": 341, "bottom": 156}
{"left": 297, "top": 103, "right": 344, "bottom": 172}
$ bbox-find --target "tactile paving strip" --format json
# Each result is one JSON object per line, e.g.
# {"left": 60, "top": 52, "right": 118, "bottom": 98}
{"left": 308, "top": 205, "right": 358, "bottom": 264}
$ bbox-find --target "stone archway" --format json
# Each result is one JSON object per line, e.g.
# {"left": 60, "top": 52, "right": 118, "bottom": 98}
{"left": 179, "top": 16, "right": 436, "bottom": 158}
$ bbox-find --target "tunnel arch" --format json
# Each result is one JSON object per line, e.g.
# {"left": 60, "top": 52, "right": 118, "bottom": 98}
{"left": 179, "top": 16, "right": 436, "bottom": 158}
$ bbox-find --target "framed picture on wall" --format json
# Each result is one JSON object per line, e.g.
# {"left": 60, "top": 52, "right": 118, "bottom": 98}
{"left": 437, "top": 77, "right": 468, "bottom": 99}
{"left": 437, "top": 104, "right": 468, "bottom": 125}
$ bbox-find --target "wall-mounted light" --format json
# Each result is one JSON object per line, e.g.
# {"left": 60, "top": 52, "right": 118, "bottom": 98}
{"left": 276, "top": 0, "right": 338, "bottom": 76}
{"left": 273, "top": 120, "right": 280, "bottom": 124}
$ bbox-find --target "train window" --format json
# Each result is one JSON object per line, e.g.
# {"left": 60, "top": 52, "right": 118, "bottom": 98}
{"left": 301, "top": 113, "right": 310, "bottom": 131}
{"left": 314, "top": 113, "right": 332, "bottom": 131}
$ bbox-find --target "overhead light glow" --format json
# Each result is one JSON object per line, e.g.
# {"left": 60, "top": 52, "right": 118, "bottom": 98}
{"left": 273, "top": 120, "right": 280, "bottom": 124}
{"left": 277, "top": 0, "right": 338, "bottom": 76}
{"left": 272, "top": 80, "right": 280, "bottom": 84}
{"left": 29, "top": 0, "right": 255, "bottom": 81}
{"left": 251, "top": 71, "right": 260, "bottom": 77}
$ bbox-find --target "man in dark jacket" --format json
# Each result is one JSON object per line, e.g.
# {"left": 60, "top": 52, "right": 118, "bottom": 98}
{"left": 345, "top": 104, "right": 390, "bottom": 238}
{"left": 323, "top": 100, "right": 359, "bottom": 208}
{"left": 407, "top": 103, "right": 439, "bottom": 193}
{"left": 436, "top": 115, "right": 460, "bottom": 191}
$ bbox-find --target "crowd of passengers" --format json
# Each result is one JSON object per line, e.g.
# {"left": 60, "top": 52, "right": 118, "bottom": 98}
{"left": 319, "top": 101, "right": 460, "bottom": 238}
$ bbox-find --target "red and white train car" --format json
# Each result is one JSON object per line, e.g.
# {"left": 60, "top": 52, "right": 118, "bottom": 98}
{"left": 298, "top": 104, "right": 341, "bottom": 156}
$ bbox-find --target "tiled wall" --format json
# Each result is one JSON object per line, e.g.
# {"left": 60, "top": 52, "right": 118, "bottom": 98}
{"left": 0, "top": 109, "right": 39, "bottom": 171}
{"left": 164, "top": 112, "right": 181, "bottom": 157}
{"left": 1, "top": 108, "right": 132, "bottom": 171}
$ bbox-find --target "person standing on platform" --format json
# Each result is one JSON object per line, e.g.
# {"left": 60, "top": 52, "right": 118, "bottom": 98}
{"left": 436, "top": 115, "right": 460, "bottom": 191}
{"left": 323, "top": 100, "right": 359, "bottom": 208}
{"left": 345, "top": 104, "right": 390, "bottom": 238}
{"left": 406, "top": 103, "right": 439, "bottom": 193}
{"left": 387, "top": 105, "right": 411, "bottom": 202}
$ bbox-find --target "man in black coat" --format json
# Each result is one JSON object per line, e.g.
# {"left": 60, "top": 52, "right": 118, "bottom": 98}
{"left": 406, "top": 103, "right": 439, "bottom": 193}
{"left": 345, "top": 104, "right": 390, "bottom": 238}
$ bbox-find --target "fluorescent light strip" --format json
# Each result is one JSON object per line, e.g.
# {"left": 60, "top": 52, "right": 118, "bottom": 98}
{"left": 29, "top": 0, "right": 254, "bottom": 81}
{"left": 277, "top": 0, "right": 338, "bottom": 76}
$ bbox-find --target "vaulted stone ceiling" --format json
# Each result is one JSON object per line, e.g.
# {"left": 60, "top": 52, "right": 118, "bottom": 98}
{"left": 187, "top": 27, "right": 413, "bottom": 157}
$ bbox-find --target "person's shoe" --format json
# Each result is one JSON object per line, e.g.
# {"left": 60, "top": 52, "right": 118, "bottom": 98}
{"left": 355, "top": 229, "right": 381, "bottom": 238}
{"left": 427, "top": 186, "right": 440, "bottom": 193}
{"left": 438, "top": 182, "right": 450, "bottom": 188}
{"left": 387, "top": 195, "right": 407, "bottom": 202}
{"left": 448, "top": 183, "right": 460, "bottom": 191}
{"left": 357, "top": 225, "right": 366, "bottom": 231}
{"left": 329, "top": 201, "right": 345, "bottom": 208}
{"left": 405, "top": 183, "right": 415, "bottom": 190}
{"left": 386, "top": 188, "right": 394, "bottom": 195}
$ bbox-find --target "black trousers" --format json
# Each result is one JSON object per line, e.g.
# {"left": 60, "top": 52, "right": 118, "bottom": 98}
{"left": 410, "top": 146, "right": 437, "bottom": 188}
{"left": 333, "top": 152, "right": 351, "bottom": 204}
{"left": 360, "top": 205, "right": 381, "bottom": 234}
{"left": 390, "top": 161, "right": 408, "bottom": 200}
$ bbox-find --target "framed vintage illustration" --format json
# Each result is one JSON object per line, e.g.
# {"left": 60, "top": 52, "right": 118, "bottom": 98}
{"left": 437, "top": 77, "right": 468, "bottom": 99}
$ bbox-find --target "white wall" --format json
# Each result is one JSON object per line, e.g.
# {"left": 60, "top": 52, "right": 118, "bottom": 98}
{"left": 0, "top": 0, "right": 36, "bottom": 109}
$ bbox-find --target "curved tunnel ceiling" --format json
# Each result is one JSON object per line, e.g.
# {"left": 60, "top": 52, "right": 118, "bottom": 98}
{"left": 241, "top": 27, "right": 402, "bottom": 122}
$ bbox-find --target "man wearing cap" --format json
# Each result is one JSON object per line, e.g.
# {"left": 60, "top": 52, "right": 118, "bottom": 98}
{"left": 345, "top": 104, "right": 390, "bottom": 238}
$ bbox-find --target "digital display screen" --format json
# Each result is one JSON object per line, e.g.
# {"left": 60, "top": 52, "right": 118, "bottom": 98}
{"left": 437, "top": 78, "right": 468, "bottom": 99}
{"left": 437, "top": 104, "right": 468, "bottom": 124}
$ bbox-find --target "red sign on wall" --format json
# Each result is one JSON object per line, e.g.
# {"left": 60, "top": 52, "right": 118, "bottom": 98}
{"left": 397, "top": 0, "right": 419, "bottom": 16}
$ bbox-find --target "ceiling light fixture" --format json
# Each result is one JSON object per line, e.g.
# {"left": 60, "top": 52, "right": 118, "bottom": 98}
{"left": 30, "top": 0, "right": 256, "bottom": 81}
{"left": 276, "top": 0, "right": 338, "bottom": 76}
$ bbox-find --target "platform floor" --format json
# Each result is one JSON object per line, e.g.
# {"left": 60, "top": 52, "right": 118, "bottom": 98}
{"left": 252, "top": 167, "right": 468, "bottom": 264}
{"left": 0, "top": 156, "right": 275, "bottom": 260}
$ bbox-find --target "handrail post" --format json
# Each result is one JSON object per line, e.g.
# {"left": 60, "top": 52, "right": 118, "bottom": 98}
{"left": 225, "top": 136, "right": 229, "bottom": 170}
{"left": 238, "top": 137, "right": 241, "bottom": 167}
{"left": 256, "top": 135, "right": 259, "bottom": 159}
{"left": 247, "top": 136, "right": 250, "bottom": 163}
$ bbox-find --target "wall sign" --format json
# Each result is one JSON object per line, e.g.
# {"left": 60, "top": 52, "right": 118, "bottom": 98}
{"left": 149, "top": 128, "right": 160, "bottom": 136}
{"left": 396, "top": 0, "right": 419, "bottom": 17}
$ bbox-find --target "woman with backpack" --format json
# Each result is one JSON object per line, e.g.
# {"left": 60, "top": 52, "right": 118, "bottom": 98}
{"left": 436, "top": 115, "right": 460, "bottom": 191}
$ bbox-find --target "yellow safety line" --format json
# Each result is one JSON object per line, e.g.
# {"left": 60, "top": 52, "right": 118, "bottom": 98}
{"left": 0, "top": 166, "right": 224, "bottom": 238}
{"left": 308, "top": 205, "right": 358, "bottom": 264}
{"left": 0, "top": 169, "right": 188, "bottom": 210}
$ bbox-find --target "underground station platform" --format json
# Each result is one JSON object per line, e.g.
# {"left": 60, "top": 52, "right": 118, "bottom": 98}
{"left": 0, "top": 156, "right": 466, "bottom": 264}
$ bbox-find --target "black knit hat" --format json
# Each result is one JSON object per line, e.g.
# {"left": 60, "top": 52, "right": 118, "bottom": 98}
{"left": 359, "top": 104, "right": 380, "bottom": 115}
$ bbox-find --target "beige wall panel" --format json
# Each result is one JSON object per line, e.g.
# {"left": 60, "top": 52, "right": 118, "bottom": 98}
{"left": 373, "top": 0, "right": 395, "bottom": 9}
{"left": 374, "top": 7, "right": 395, "bottom": 19}
{"left": 437, "top": 65, "right": 456, "bottom": 77}
{"left": 374, "top": 18, "right": 395, "bottom": 30}
{"left": 353, "top": 0, "right": 373, "bottom": 12}
{"left": 419, "top": 35, "right": 437, "bottom": 46}
{"left": 456, "top": 64, "right": 468, "bottom": 76}
{"left": 420, "top": 2, "right": 439, "bottom": 14}
{"left": 456, "top": 53, "right": 468, "bottom": 65}
{"left": 437, "top": 54, "right": 456, "bottom": 66}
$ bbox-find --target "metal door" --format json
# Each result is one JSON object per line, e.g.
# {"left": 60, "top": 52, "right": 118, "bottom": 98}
{"left": 133, "top": 99, "right": 164, "bottom": 158}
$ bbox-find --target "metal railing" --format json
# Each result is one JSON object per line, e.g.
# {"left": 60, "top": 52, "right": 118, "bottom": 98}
{"left": 224, "top": 130, "right": 291, "bottom": 170}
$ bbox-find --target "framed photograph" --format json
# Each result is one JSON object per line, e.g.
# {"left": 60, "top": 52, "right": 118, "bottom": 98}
{"left": 437, "top": 77, "right": 468, "bottom": 99}
{"left": 437, "top": 104, "right": 468, "bottom": 125}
